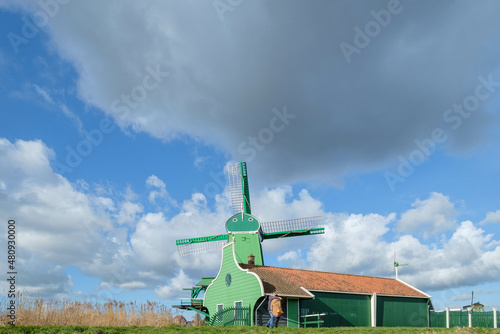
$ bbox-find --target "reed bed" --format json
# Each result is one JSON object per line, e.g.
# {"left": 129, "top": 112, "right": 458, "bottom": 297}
{"left": 0, "top": 292, "right": 200, "bottom": 327}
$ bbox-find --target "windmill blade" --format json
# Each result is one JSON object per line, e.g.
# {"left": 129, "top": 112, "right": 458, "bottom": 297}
{"left": 261, "top": 216, "right": 324, "bottom": 239}
{"left": 261, "top": 216, "right": 323, "bottom": 233}
{"left": 227, "top": 162, "right": 251, "bottom": 214}
{"left": 176, "top": 234, "right": 229, "bottom": 256}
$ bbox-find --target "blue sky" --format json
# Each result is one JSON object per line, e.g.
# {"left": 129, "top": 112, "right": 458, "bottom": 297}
{"left": 1, "top": 0, "right": 500, "bottom": 314}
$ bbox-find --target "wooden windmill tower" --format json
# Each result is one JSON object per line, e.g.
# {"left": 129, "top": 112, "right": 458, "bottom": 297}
{"left": 176, "top": 162, "right": 324, "bottom": 265}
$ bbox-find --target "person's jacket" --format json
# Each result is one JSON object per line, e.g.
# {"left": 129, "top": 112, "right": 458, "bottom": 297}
{"left": 270, "top": 298, "right": 283, "bottom": 317}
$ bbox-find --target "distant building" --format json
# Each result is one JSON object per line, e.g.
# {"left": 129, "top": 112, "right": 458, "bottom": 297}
{"left": 173, "top": 315, "right": 188, "bottom": 326}
{"left": 462, "top": 302, "right": 484, "bottom": 312}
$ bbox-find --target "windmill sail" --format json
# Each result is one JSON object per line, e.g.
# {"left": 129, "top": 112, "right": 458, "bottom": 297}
{"left": 261, "top": 216, "right": 324, "bottom": 239}
{"left": 227, "top": 162, "right": 251, "bottom": 215}
{"left": 175, "top": 162, "right": 324, "bottom": 259}
{"left": 176, "top": 234, "right": 229, "bottom": 256}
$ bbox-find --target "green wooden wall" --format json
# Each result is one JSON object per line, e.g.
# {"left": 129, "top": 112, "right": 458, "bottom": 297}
{"left": 301, "top": 292, "right": 371, "bottom": 327}
{"left": 376, "top": 296, "right": 428, "bottom": 327}
{"left": 204, "top": 242, "right": 263, "bottom": 325}
{"left": 233, "top": 233, "right": 263, "bottom": 265}
{"left": 287, "top": 298, "right": 300, "bottom": 328}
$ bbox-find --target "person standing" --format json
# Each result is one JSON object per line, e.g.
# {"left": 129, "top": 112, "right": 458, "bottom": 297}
{"left": 265, "top": 292, "right": 281, "bottom": 328}
{"left": 271, "top": 295, "right": 284, "bottom": 327}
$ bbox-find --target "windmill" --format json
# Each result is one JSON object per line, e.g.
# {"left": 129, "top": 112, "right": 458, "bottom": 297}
{"left": 393, "top": 251, "right": 408, "bottom": 280}
{"left": 176, "top": 162, "right": 325, "bottom": 265}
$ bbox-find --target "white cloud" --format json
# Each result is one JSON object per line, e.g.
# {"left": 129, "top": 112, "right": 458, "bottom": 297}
{"left": 155, "top": 270, "right": 193, "bottom": 299}
{"left": 32, "top": 84, "right": 84, "bottom": 133}
{"left": 146, "top": 175, "right": 166, "bottom": 203}
{"left": 146, "top": 174, "right": 177, "bottom": 208}
{"left": 129, "top": 194, "right": 228, "bottom": 278}
{"left": 480, "top": 210, "right": 500, "bottom": 225}
{"left": 33, "top": 84, "right": 54, "bottom": 104}
{"left": 1, "top": 137, "right": 500, "bottom": 303}
{"left": 307, "top": 213, "right": 395, "bottom": 276}
{"left": 0, "top": 138, "right": 145, "bottom": 296}
{"left": 119, "top": 281, "right": 147, "bottom": 290}
{"left": 450, "top": 293, "right": 473, "bottom": 302}
{"left": 305, "top": 212, "right": 500, "bottom": 292}
{"left": 277, "top": 250, "right": 307, "bottom": 269}
{"left": 396, "top": 192, "right": 457, "bottom": 238}
{"left": 0, "top": 139, "right": 230, "bottom": 296}
{"left": 114, "top": 201, "right": 143, "bottom": 225}
{"left": 277, "top": 250, "right": 300, "bottom": 262}
{"left": 0, "top": 139, "right": 113, "bottom": 264}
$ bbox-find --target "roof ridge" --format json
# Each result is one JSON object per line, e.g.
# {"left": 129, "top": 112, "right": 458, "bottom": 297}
{"left": 241, "top": 263, "right": 397, "bottom": 281}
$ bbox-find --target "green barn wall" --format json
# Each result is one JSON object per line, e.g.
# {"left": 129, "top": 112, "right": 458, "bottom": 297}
{"left": 301, "top": 292, "right": 371, "bottom": 327}
{"left": 204, "top": 241, "right": 264, "bottom": 325}
{"left": 376, "top": 296, "right": 428, "bottom": 327}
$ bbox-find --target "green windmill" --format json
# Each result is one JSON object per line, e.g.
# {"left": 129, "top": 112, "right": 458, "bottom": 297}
{"left": 176, "top": 162, "right": 325, "bottom": 266}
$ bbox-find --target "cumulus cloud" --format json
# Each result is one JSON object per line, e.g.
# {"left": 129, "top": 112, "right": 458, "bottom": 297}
{"left": 0, "top": 138, "right": 112, "bottom": 265}
{"left": 396, "top": 192, "right": 458, "bottom": 238}
{"left": 4, "top": 1, "right": 500, "bottom": 185}
{"left": 0, "top": 138, "right": 218, "bottom": 300}
{"left": 304, "top": 212, "right": 500, "bottom": 292}
{"left": 1, "top": 137, "right": 499, "bottom": 302}
{"left": 146, "top": 175, "right": 177, "bottom": 208}
{"left": 307, "top": 213, "right": 395, "bottom": 275}
{"left": 155, "top": 270, "right": 193, "bottom": 299}
{"left": 114, "top": 201, "right": 144, "bottom": 225}
{"left": 480, "top": 210, "right": 500, "bottom": 225}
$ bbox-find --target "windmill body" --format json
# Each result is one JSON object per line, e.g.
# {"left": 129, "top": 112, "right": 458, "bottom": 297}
{"left": 226, "top": 213, "right": 264, "bottom": 265}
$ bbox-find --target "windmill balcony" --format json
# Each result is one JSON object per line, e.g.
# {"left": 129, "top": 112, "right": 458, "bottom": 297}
{"left": 180, "top": 298, "right": 204, "bottom": 308}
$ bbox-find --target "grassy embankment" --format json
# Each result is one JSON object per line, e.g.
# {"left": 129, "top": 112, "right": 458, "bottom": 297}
{"left": 0, "top": 325, "right": 498, "bottom": 333}
{"left": 0, "top": 294, "right": 497, "bottom": 333}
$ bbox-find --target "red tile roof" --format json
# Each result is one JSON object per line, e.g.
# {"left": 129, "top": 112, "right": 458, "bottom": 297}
{"left": 240, "top": 264, "right": 429, "bottom": 298}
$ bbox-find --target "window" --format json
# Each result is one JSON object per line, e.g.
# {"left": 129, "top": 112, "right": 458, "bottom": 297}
{"left": 216, "top": 303, "right": 223, "bottom": 322}
{"left": 234, "top": 300, "right": 243, "bottom": 320}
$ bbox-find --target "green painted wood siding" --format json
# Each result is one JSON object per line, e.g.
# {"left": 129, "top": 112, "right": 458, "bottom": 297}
{"left": 287, "top": 298, "right": 300, "bottom": 328}
{"left": 376, "top": 296, "right": 428, "bottom": 327}
{"left": 204, "top": 242, "right": 263, "bottom": 325}
{"left": 233, "top": 233, "right": 264, "bottom": 265}
{"left": 301, "top": 292, "right": 370, "bottom": 327}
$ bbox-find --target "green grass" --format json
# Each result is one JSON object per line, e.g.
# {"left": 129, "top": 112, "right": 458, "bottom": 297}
{"left": 0, "top": 326, "right": 498, "bottom": 334}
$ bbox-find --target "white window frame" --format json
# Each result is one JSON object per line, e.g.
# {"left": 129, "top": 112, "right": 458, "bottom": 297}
{"left": 216, "top": 303, "right": 224, "bottom": 322}
{"left": 234, "top": 300, "right": 243, "bottom": 320}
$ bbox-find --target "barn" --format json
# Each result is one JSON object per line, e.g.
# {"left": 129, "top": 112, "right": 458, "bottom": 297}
{"left": 202, "top": 240, "right": 431, "bottom": 327}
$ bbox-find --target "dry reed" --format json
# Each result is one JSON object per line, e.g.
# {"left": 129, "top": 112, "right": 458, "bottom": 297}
{"left": 0, "top": 291, "right": 200, "bottom": 327}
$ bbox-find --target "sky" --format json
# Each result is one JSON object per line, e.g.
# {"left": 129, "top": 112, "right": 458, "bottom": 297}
{"left": 1, "top": 0, "right": 500, "bottom": 314}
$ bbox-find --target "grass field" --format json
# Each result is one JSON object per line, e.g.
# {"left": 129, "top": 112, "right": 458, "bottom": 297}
{"left": 0, "top": 325, "right": 498, "bottom": 334}
{"left": 1, "top": 294, "right": 497, "bottom": 333}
